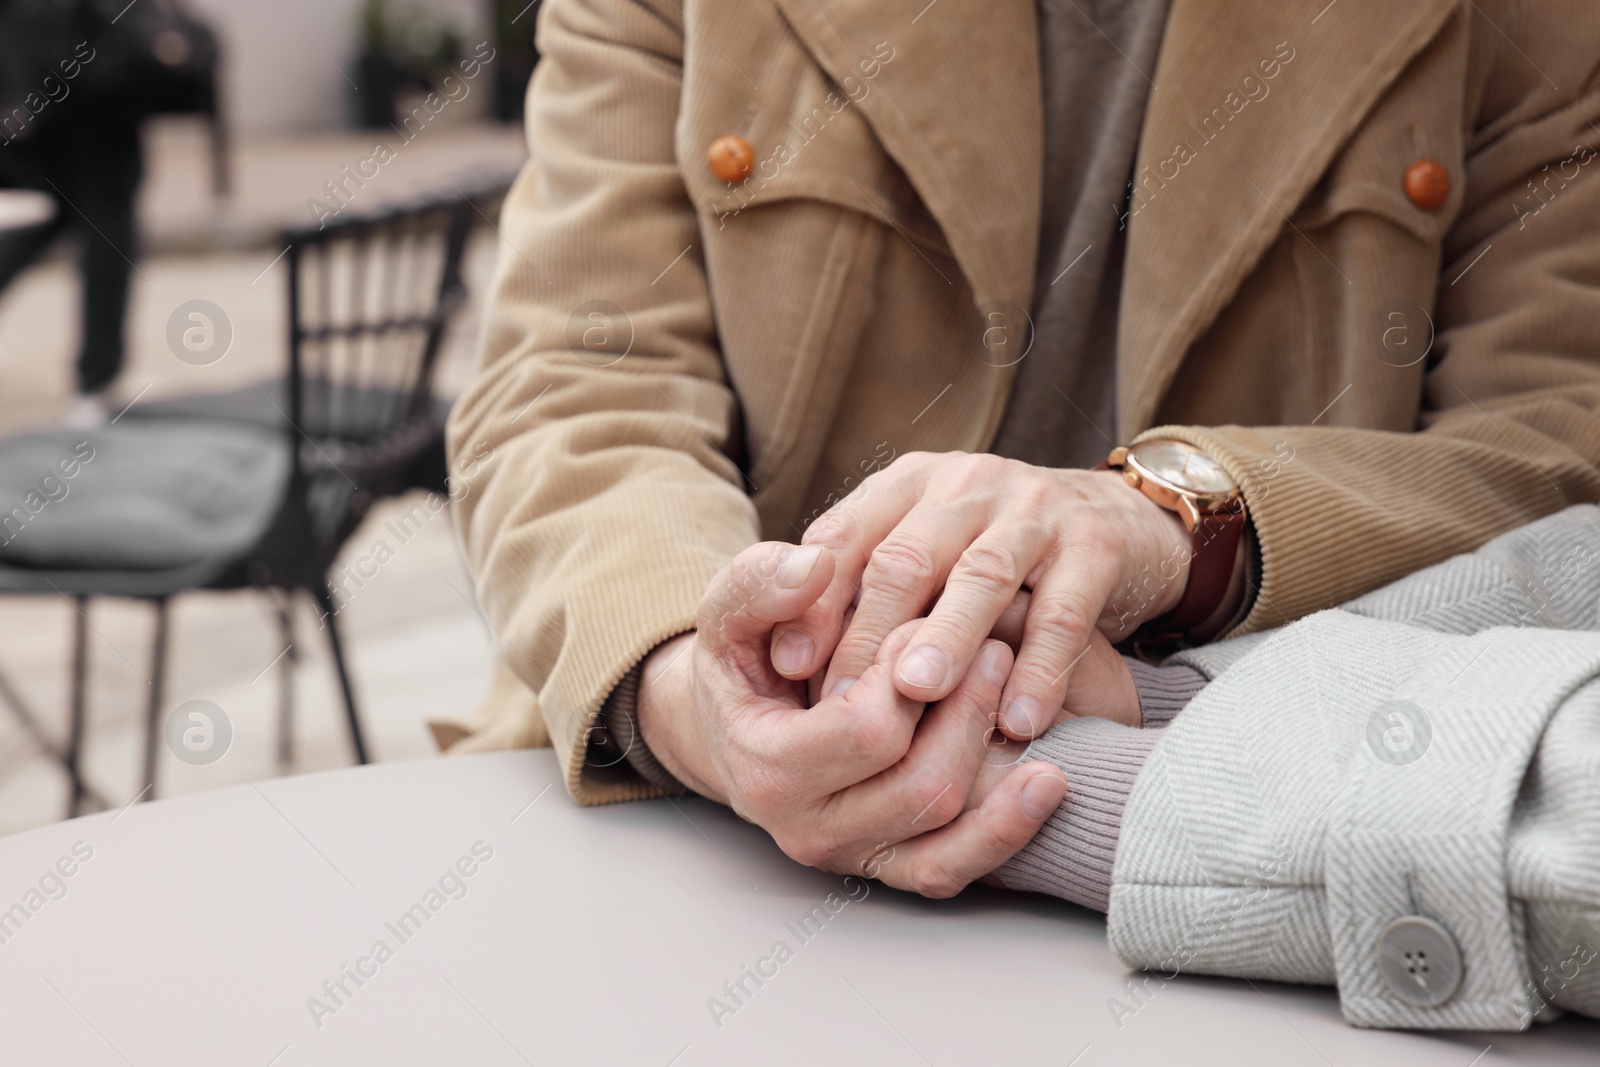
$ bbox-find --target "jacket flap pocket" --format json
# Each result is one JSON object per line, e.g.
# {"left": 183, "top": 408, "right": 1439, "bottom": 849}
{"left": 676, "top": 39, "right": 940, "bottom": 247}
{"left": 1292, "top": 95, "right": 1460, "bottom": 245}
{"left": 1294, "top": 175, "right": 1450, "bottom": 245}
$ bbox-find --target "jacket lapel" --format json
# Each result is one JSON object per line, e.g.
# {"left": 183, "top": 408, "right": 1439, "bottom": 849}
{"left": 1118, "top": 0, "right": 1457, "bottom": 434}
{"left": 770, "top": 0, "right": 1042, "bottom": 309}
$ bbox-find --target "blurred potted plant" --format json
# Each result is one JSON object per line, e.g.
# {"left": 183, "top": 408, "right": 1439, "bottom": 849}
{"left": 352, "top": 0, "right": 465, "bottom": 128}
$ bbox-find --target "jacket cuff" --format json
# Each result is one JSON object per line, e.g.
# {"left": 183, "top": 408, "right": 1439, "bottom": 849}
{"left": 995, "top": 718, "right": 1164, "bottom": 911}
{"left": 1120, "top": 426, "right": 1342, "bottom": 638}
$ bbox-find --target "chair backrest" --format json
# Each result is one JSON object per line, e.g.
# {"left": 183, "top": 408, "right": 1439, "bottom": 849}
{"left": 277, "top": 186, "right": 490, "bottom": 553}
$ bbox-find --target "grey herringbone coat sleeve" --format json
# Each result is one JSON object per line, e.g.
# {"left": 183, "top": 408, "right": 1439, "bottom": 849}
{"left": 1107, "top": 505, "right": 1600, "bottom": 1030}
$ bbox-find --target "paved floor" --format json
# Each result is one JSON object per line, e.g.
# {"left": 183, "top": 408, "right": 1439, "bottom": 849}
{"left": 141, "top": 116, "right": 529, "bottom": 253}
{"left": 0, "top": 120, "right": 526, "bottom": 835}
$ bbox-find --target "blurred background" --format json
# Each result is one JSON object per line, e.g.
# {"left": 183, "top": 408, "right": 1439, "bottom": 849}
{"left": 0, "top": 0, "right": 539, "bottom": 834}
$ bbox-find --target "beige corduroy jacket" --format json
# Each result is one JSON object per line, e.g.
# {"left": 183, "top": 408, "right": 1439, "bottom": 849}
{"left": 443, "top": 0, "right": 1600, "bottom": 804}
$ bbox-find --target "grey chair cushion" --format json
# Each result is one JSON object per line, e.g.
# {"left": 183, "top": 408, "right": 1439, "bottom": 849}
{"left": 0, "top": 421, "right": 290, "bottom": 571}
{"left": 127, "top": 379, "right": 452, "bottom": 438}
{"left": 127, "top": 381, "right": 291, "bottom": 430}
{"left": 128, "top": 381, "right": 454, "bottom": 494}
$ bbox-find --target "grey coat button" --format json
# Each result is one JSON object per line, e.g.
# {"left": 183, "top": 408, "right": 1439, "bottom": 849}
{"left": 1376, "top": 915, "right": 1463, "bottom": 1007}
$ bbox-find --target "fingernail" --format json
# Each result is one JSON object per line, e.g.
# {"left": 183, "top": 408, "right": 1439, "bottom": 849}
{"left": 978, "top": 643, "right": 1010, "bottom": 688}
{"left": 897, "top": 646, "right": 949, "bottom": 690}
{"left": 1020, "top": 772, "right": 1068, "bottom": 820}
{"left": 1001, "top": 695, "right": 1043, "bottom": 737}
{"left": 825, "top": 676, "right": 856, "bottom": 699}
{"left": 772, "top": 629, "right": 814, "bottom": 675}
{"left": 777, "top": 545, "right": 824, "bottom": 588}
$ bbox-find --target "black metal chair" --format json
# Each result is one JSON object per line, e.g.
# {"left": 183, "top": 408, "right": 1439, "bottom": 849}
{"left": 0, "top": 186, "right": 493, "bottom": 817}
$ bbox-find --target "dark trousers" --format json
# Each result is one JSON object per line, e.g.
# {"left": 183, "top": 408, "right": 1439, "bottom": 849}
{"left": 0, "top": 117, "right": 143, "bottom": 396}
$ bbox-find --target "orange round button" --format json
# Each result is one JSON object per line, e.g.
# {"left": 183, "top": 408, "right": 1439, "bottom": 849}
{"left": 708, "top": 134, "right": 755, "bottom": 184}
{"left": 1404, "top": 159, "right": 1450, "bottom": 211}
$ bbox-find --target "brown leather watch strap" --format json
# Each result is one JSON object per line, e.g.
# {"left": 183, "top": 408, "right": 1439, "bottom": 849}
{"left": 1141, "top": 499, "right": 1246, "bottom": 642}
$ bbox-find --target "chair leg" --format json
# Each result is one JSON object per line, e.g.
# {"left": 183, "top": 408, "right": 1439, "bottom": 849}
{"left": 314, "top": 584, "right": 369, "bottom": 765}
{"left": 66, "top": 597, "right": 89, "bottom": 818}
{"left": 274, "top": 589, "right": 297, "bottom": 774}
{"left": 0, "top": 660, "right": 103, "bottom": 805}
{"left": 142, "top": 598, "right": 170, "bottom": 800}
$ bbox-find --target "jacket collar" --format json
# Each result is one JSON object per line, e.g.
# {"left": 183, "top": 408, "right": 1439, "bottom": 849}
{"left": 770, "top": 0, "right": 1043, "bottom": 309}
{"left": 773, "top": 0, "right": 1459, "bottom": 435}
{"left": 1117, "top": 0, "right": 1458, "bottom": 433}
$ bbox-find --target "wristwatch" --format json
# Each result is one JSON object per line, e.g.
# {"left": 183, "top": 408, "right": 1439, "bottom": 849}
{"left": 1105, "top": 439, "right": 1247, "bottom": 642}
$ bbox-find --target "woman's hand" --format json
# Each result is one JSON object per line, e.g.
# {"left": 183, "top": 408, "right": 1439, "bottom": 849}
{"left": 775, "top": 452, "right": 1187, "bottom": 740}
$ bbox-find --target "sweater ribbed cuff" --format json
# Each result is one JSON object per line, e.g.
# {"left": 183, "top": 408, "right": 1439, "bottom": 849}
{"left": 995, "top": 717, "right": 1165, "bottom": 911}
{"left": 1126, "top": 657, "right": 1208, "bottom": 728}
{"left": 595, "top": 663, "right": 688, "bottom": 797}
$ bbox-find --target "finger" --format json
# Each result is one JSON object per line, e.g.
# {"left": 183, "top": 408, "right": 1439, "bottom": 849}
{"left": 989, "top": 588, "right": 1030, "bottom": 651}
{"left": 820, "top": 503, "right": 989, "bottom": 697}
{"left": 892, "top": 523, "right": 1049, "bottom": 703}
{"left": 748, "top": 664, "right": 917, "bottom": 803}
{"left": 748, "top": 623, "right": 927, "bottom": 798}
{"left": 866, "top": 762, "right": 1068, "bottom": 899}
{"left": 714, "top": 618, "right": 923, "bottom": 840}
{"left": 698, "top": 542, "right": 834, "bottom": 652}
{"left": 818, "top": 636, "right": 1014, "bottom": 857}
{"left": 806, "top": 601, "right": 855, "bottom": 705}
{"left": 996, "top": 545, "right": 1120, "bottom": 740}
{"left": 993, "top": 598, "right": 1138, "bottom": 728}
{"left": 775, "top": 469, "right": 928, "bottom": 683}
{"left": 1057, "top": 630, "right": 1141, "bottom": 727}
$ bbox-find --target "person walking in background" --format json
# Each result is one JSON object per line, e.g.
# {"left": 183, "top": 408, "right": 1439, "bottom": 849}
{"left": 0, "top": 0, "right": 218, "bottom": 426}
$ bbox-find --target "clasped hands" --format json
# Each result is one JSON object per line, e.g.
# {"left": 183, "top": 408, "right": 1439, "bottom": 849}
{"left": 636, "top": 453, "right": 1191, "bottom": 898}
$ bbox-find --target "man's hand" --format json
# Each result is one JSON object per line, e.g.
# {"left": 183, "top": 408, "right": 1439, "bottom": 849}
{"left": 636, "top": 541, "right": 1069, "bottom": 897}
{"left": 773, "top": 453, "right": 1187, "bottom": 740}
{"left": 992, "top": 591, "right": 1141, "bottom": 727}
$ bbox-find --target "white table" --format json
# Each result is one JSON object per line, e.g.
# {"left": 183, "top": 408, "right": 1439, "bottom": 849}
{"left": 0, "top": 750, "right": 1593, "bottom": 1066}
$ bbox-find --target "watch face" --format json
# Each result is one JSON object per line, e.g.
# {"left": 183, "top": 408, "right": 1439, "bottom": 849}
{"left": 1129, "top": 439, "right": 1237, "bottom": 495}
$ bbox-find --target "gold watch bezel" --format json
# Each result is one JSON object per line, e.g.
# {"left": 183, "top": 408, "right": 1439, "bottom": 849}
{"left": 1107, "top": 441, "right": 1244, "bottom": 533}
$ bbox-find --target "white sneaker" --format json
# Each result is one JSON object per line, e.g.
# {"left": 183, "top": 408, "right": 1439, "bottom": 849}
{"left": 62, "top": 394, "right": 109, "bottom": 430}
